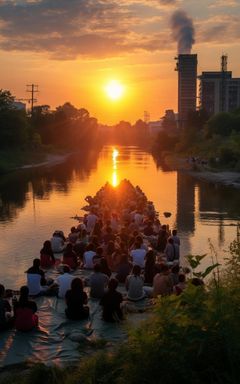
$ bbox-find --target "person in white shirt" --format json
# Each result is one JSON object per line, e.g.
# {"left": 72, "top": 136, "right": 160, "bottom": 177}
{"left": 56, "top": 266, "right": 73, "bottom": 299}
{"left": 83, "top": 243, "right": 96, "bottom": 269}
{"left": 125, "top": 265, "right": 145, "bottom": 301}
{"left": 51, "top": 232, "right": 65, "bottom": 253}
{"left": 130, "top": 241, "right": 146, "bottom": 269}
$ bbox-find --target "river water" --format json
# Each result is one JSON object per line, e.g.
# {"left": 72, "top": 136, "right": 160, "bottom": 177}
{"left": 0, "top": 145, "right": 239, "bottom": 289}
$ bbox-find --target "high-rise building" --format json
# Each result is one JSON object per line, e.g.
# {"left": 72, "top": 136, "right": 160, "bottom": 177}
{"left": 199, "top": 56, "right": 240, "bottom": 116}
{"left": 175, "top": 54, "right": 198, "bottom": 128}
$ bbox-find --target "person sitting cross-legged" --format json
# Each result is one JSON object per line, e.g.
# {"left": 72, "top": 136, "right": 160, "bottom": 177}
{"left": 14, "top": 286, "right": 38, "bottom": 332}
{"left": 100, "top": 278, "right": 123, "bottom": 322}
{"left": 65, "top": 278, "right": 89, "bottom": 320}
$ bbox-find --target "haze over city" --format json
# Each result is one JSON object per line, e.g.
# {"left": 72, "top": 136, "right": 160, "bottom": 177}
{"left": 1, "top": 0, "right": 240, "bottom": 124}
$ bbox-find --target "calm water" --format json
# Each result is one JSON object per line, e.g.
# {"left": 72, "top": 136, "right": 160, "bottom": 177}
{"left": 0, "top": 145, "right": 239, "bottom": 289}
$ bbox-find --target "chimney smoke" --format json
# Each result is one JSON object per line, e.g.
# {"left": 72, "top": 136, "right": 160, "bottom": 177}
{"left": 170, "top": 10, "right": 195, "bottom": 54}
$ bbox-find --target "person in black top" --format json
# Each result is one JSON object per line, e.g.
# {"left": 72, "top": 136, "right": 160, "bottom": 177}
{"left": 144, "top": 250, "right": 157, "bottom": 285}
{"left": 65, "top": 278, "right": 89, "bottom": 320}
{"left": 100, "top": 278, "right": 123, "bottom": 322}
{"left": 115, "top": 254, "right": 132, "bottom": 283}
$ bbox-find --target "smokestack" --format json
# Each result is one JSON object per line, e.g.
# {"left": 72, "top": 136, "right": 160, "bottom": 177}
{"left": 171, "top": 10, "right": 195, "bottom": 54}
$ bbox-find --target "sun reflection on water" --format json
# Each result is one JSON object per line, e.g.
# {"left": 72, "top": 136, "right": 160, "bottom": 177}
{"left": 111, "top": 148, "right": 119, "bottom": 187}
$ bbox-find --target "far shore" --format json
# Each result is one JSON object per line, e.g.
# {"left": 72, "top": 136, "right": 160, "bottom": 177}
{"left": 163, "top": 154, "right": 240, "bottom": 189}
{"left": 19, "top": 153, "right": 71, "bottom": 170}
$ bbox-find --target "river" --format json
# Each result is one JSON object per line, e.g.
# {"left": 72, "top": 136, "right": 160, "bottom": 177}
{"left": 0, "top": 145, "right": 239, "bottom": 289}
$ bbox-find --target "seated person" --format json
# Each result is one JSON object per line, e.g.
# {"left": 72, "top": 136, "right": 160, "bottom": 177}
{"left": 51, "top": 231, "right": 65, "bottom": 253}
{"left": 103, "top": 226, "right": 115, "bottom": 244}
{"left": 125, "top": 265, "right": 145, "bottom": 301}
{"left": 153, "top": 264, "right": 173, "bottom": 297}
{"left": 92, "top": 246, "right": 104, "bottom": 265}
{"left": 143, "top": 221, "right": 155, "bottom": 236}
{"left": 83, "top": 243, "right": 96, "bottom": 269}
{"left": 144, "top": 250, "right": 157, "bottom": 285}
{"left": 115, "top": 254, "right": 132, "bottom": 283}
{"left": 164, "top": 238, "right": 180, "bottom": 263}
{"left": 173, "top": 273, "right": 186, "bottom": 295}
{"left": 65, "top": 278, "right": 89, "bottom": 320}
{"left": 56, "top": 265, "right": 73, "bottom": 299}
{"left": 63, "top": 243, "right": 78, "bottom": 270}
{"left": 0, "top": 284, "right": 14, "bottom": 331}
{"left": 40, "top": 240, "right": 55, "bottom": 268}
{"left": 130, "top": 241, "right": 146, "bottom": 269}
{"left": 14, "top": 286, "right": 38, "bottom": 331}
{"left": 88, "top": 264, "right": 109, "bottom": 299}
{"left": 26, "top": 259, "right": 56, "bottom": 296}
{"left": 26, "top": 258, "right": 47, "bottom": 296}
{"left": 68, "top": 226, "right": 79, "bottom": 244}
{"left": 100, "top": 278, "right": 123, "bottom": 322}
{"left": 99, "top": 258, "right": 111, "bottom": 278}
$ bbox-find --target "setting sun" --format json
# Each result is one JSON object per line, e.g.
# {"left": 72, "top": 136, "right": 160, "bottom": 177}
{"left": 105, "top": 80, "right": 124, "bottom": 101}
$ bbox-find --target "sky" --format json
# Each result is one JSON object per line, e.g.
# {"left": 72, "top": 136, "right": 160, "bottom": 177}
{"left": 0, "top": 0, "right": 240, "bottom": 124}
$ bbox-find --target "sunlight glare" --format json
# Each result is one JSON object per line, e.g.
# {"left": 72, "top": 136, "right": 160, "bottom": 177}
{"left": 111, "top": 148, "right": 119, "bottom": 187}
{"left": 112, "top": 171, "right": 118, "bottom": 188}
{"left": 105, "top": 81, "right": 124, "bottom": 101}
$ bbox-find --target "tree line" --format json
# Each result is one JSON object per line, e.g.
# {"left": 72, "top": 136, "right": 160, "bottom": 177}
{"left": 152, "top": 108, "right": 240, "bottom": 171}
{"left": 0, "top": 89, "right": 151, "bottom": 151}
{"left": 0, "top": 89, "right": 100, "bottom": 150}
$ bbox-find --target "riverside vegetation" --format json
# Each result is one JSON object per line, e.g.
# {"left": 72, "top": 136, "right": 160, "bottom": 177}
{"left": 1, "top": 226, "right": 240, "bottom": 384}
{"left": 0, "top": 89, "right": 150, "bottom": 174}
{"left": 0, "top": 90, "right": 100, "bottom": 173}
{"left": 152, "top": 109, "right": 240, "bottom": 171}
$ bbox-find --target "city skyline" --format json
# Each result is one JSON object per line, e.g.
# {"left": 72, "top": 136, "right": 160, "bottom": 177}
{"left": 0, "top": 0, "right": 240, "bottom": 124}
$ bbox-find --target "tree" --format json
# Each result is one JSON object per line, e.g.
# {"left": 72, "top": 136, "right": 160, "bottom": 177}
{"left": 206, "top": 112, "right": 233, "bottom": 137}
{"left": 0, "top": 89, "right": 15, "bottom": 111}
{"left": 186, "top": 109, "right": 209, "bottom": 130}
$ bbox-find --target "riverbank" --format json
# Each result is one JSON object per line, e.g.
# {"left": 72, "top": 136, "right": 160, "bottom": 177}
{"left": 163, "top": 153, "right": 240, "bottom": 189}
{"left": 0, "top": 148, "right": 71, "bottom": 174}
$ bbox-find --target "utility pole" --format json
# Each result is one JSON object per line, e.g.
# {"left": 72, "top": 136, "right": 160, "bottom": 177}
{"left": 26, "top": 84, "right": 38, "bottom": 115}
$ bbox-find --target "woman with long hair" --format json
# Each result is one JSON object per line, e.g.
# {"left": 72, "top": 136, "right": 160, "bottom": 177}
{"left": 40, "top": 240, "right": 55, "bottom": 268}
{"left": 144, "top": 250, "right": 157, "bottom": 285}
{"left": 63, "top": 243, "right": 78, "bottom": 270}
{"left": 14, "top": 286, "right": 38, "bottom": 331}
{"left": 65, "top": 278, "right": 89, "bottom": 320}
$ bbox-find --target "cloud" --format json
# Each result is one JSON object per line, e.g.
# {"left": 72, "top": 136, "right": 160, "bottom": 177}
{"left": 0, "top": 0, "right": 238, "bottom": 60}
{"left": 0, "top": 0, "right": 177, "bottom": 59}
{"left": 209, "top": 0, "right": 239, "bottom": 8}
{"left": 196, "top": 14, "right": 240, "bottom": 45}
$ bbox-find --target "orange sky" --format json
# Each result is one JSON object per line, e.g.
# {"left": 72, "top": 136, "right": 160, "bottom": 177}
{"left": 0, "top": 0, "right": 240, "bottom": 124}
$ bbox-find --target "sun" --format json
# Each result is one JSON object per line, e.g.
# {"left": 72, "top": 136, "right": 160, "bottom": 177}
{"left": 105, "top": 80, "right": 124, "bottom": 101}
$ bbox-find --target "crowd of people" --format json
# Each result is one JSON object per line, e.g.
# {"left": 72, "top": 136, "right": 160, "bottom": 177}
{"left": 0, "top": 180, "right": 197, "bottom": 332}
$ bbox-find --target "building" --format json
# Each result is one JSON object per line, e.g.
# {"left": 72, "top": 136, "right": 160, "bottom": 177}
{"left": 148, "top": 120, "right": 163, "bottom": 135}
{"left": 175, "top": 54, "right": 198, "bottom": 128}
{"left": 13, "top": 101, "right": 26, "bottom": 111}
{"left": 199, "top": 56, "right": 240, "bottom": 115}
